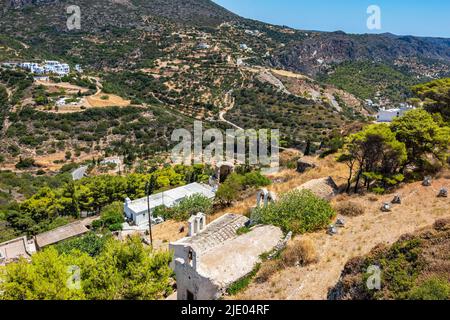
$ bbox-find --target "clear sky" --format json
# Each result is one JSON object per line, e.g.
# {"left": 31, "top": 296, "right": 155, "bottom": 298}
{"left": 213, "top": 0, "right": 450, "bottom": 38}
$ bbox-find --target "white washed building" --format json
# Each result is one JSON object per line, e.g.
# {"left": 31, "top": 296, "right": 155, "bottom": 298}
{"left": 124, "top": 183, "right": 216, "bottom": 226}
{"left": 376, "top": 105, "right": 415, "bottom": 122}
{"left": 44, "top": 61, "right": 70, "bottom": 76}
{"left": 170, "top": 214, "right": 283, "bottom": 300}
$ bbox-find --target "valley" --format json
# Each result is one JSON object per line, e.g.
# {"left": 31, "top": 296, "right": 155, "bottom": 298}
{"left": 0, "top": 0, "right": 449, "bottom": 303}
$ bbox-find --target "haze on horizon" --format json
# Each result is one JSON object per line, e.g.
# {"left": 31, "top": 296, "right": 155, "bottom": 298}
{"left": 214, "top": 0, "right": 450, "bottom": 38}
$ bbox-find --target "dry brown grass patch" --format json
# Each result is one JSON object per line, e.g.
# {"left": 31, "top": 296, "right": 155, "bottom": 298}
{"left": 255, "top": 260, "right": 280, "bottom": 284}
{"left": 335, "top": 201, "right": 365, "bottom": 217}
{"left": 281, "top": 239, "right": 318, "bottom": 267}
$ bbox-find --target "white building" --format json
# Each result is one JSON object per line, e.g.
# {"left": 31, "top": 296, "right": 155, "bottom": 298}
{"left": 17, "top": 60, "right": 70, "bottom": 77}
{"left": 170, "top": 213, "right": 283, "bottom": 300}
{"left": 240, "top": 43, "right": 249, "bottom": 50}
{"left": 44, "top": 61, "right": 70, "bottom": 76}
{"left": 376, "top": 105, "right": 415, "bottom": 123}
{"left": 197, "top": 43, "right": 210, "bottom": 50}
{"left": 124, "top": 182, "right": 216, "bottom": 226}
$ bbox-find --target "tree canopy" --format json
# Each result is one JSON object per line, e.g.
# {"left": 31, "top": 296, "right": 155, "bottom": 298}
{"left": 412, "top": 78, "right": 450, "bottom": 123}
{"left": 339, "top": 124, "right": 407, "bottom": 193}
{"left": 0, "top": 236, "right": 173, "bottom": 300}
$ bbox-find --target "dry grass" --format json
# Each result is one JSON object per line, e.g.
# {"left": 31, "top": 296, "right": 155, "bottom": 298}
{"left": 254, "top": 239, "right": 318, "bottom": 285}
{"left": 150, "top": 154, "right": 349, "bottom": 248}
{"left": 281, "top": 239, "right": 318, "bottom": 267}
{"left": 255, "top": 260, "right": 280, "bottom": 284}
{"left": 334, "top": 201, "right": 365, "bottom": 217}
{"left": 233, "top": 169, "right": 450, "bottom": 300}
{"left": 86, "top": 93, "right": 130, "bottom": 108}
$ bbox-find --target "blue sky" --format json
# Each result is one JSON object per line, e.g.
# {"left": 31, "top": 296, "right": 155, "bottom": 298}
{"left": 213, "top": 0, "right": 450, "bottom": 38}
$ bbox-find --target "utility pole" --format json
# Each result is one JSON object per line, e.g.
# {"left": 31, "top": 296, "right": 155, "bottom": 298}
{"left": 145, "top": 175, "right": 157, "bottom": 248}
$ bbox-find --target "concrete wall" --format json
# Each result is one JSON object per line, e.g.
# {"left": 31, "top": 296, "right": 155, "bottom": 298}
{"left": 170, "top": 243, "right": 220, "bottom": 300}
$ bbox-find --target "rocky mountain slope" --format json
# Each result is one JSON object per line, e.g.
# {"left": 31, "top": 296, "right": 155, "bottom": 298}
{"left": 0, "top": 0, "right": 449, "bottom": 167}
{"left": 270, "top": 31, "right": 450, "bottom": 77}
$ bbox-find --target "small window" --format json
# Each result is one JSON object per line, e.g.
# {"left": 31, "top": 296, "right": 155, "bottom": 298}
{"left": 188, "top": 249, "right": 194, "bottom": 266}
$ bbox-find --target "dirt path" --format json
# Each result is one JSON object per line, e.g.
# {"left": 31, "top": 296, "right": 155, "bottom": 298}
{"left": 235, "top": 176, "right": 450, "bottom": 300}
{"left": 219, "top": 89, "right": 243, "bottom": 130}
{"left": 35, "top": 80, "right": 89, "bottom": 93}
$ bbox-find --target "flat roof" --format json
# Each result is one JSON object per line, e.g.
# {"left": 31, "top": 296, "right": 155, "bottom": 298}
{"left": 174, "top": 214, "right": 250, "bottom": 254}
{"left": 0, "top": 237, "right": 33, "bottom": 264}
{"left": 35, "top": 221, "right": 90, "bottom": 249}
{"left": 127, "top": 183, "right": 216, "bottom": 216}
{"left": 197, "top": 225, "right": 283, "bottom": 286}
{"left": 296, "top": 176, "right": 338, "bottom": 200}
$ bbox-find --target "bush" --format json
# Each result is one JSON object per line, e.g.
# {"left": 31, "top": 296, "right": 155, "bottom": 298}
{"left": 335, "top": 201, "right": 365, "bottom": 217}
{"left": 216, "top": 182, "right": 239, "bottom": 205}
{"left": 15, "top": 157, "right": 36, "bottom": 169}
{"left": 243, "top": 172, "right": 271, "bottom": 188}
{"left": 216, "top": 171, "right": 271, "bottom": 205}
{"left": 281, "top": 239, "right": 318, "bottom": 267}
{"left": 55, "top": 232, "right": 109, "bottom": 257}
{"left": 408, "top": 277, "right": 450, "bottom": 300}
{"left": 94, "top": 202, "right": 124, "bottom": 231}
{"left": 156, "top": 194, "right": 213, "bottom": 221}
{"left": 253, "top": 190, "right": 336, "bottom": 234}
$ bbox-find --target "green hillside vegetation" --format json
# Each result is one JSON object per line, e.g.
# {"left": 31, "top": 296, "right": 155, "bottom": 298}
{"left": 0, "top": 164, "right": 212, "bottom": 242}
{"left": 412, "top": 78, "right": 450, "bottom": 122}
{"left": 5, "top": 104, "right": 191, "bottom": 160}
{"left": 228, "top": 81, "right": 348, "bottom": 149}
{"left": 0, "top": 236, "right": 173, "bottom": 300}
{"left": 319, "top": 61, "right": 421, "bottom": 102}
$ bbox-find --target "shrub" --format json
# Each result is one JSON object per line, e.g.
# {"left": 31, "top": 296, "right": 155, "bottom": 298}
{"left": 243, "top": 171, "right": 271, "bottom": 188}
{"left": 335, "top": 201, "right": 365, "bottom": 217}
{"left": 15, "top": 157, "right": 36, "bottom": 169}
{"left": 216, "top": 182, "right": 238, "bottom": 205}
{"left": 253, "top": 190, "right": 336, "bottom": 234}
{"left": 281, "top": 239, "right": 318, "bottom": 267}
{"left": 55, "top": 232, "right": 109, "bottom": 257}
{"left": 156, "top": 194, "right": 213, "bottom": 221}
{"left": 408, "top": 277, "right": 450, "bottom": 300}
{"left": 94, "top": 201, "right": 124, "bottom": 231}
{"left": 216, "top": 171, "right": 271, "bottom": 205}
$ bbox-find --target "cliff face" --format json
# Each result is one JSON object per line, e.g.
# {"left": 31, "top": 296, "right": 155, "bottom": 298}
{"left": 270, "top": 32, "right": 450, "bottom": 76}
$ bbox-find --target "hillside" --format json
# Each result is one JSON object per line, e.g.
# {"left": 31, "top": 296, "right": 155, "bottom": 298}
{"left": 270, "top": 31, "right": 450, "bottom": 77}
{"left": 231, "top": 167, "right": 450, "bottom": 300}
{"left": 330, "top": 219, "right": 450, "bottom": 300}
{"left": 0, "top": 0, "right": 449, "bottom": 168}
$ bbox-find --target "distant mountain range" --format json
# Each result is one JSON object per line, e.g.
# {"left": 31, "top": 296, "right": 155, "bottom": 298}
{"left": 0, "top": 0, "right": 449, "bottom": 162}
{"left": 2, "top": 0, "right": 449, "bottom": 77}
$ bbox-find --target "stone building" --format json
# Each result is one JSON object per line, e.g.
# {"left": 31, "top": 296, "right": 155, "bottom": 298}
{"left": 0, "top": 236, "right": 36, "bottom": 266}
{"left": 170, "top": 213, "right": 283, "bottom": 300}
{"left": 296, "top": 176, "right": 339, "bottom": 200}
